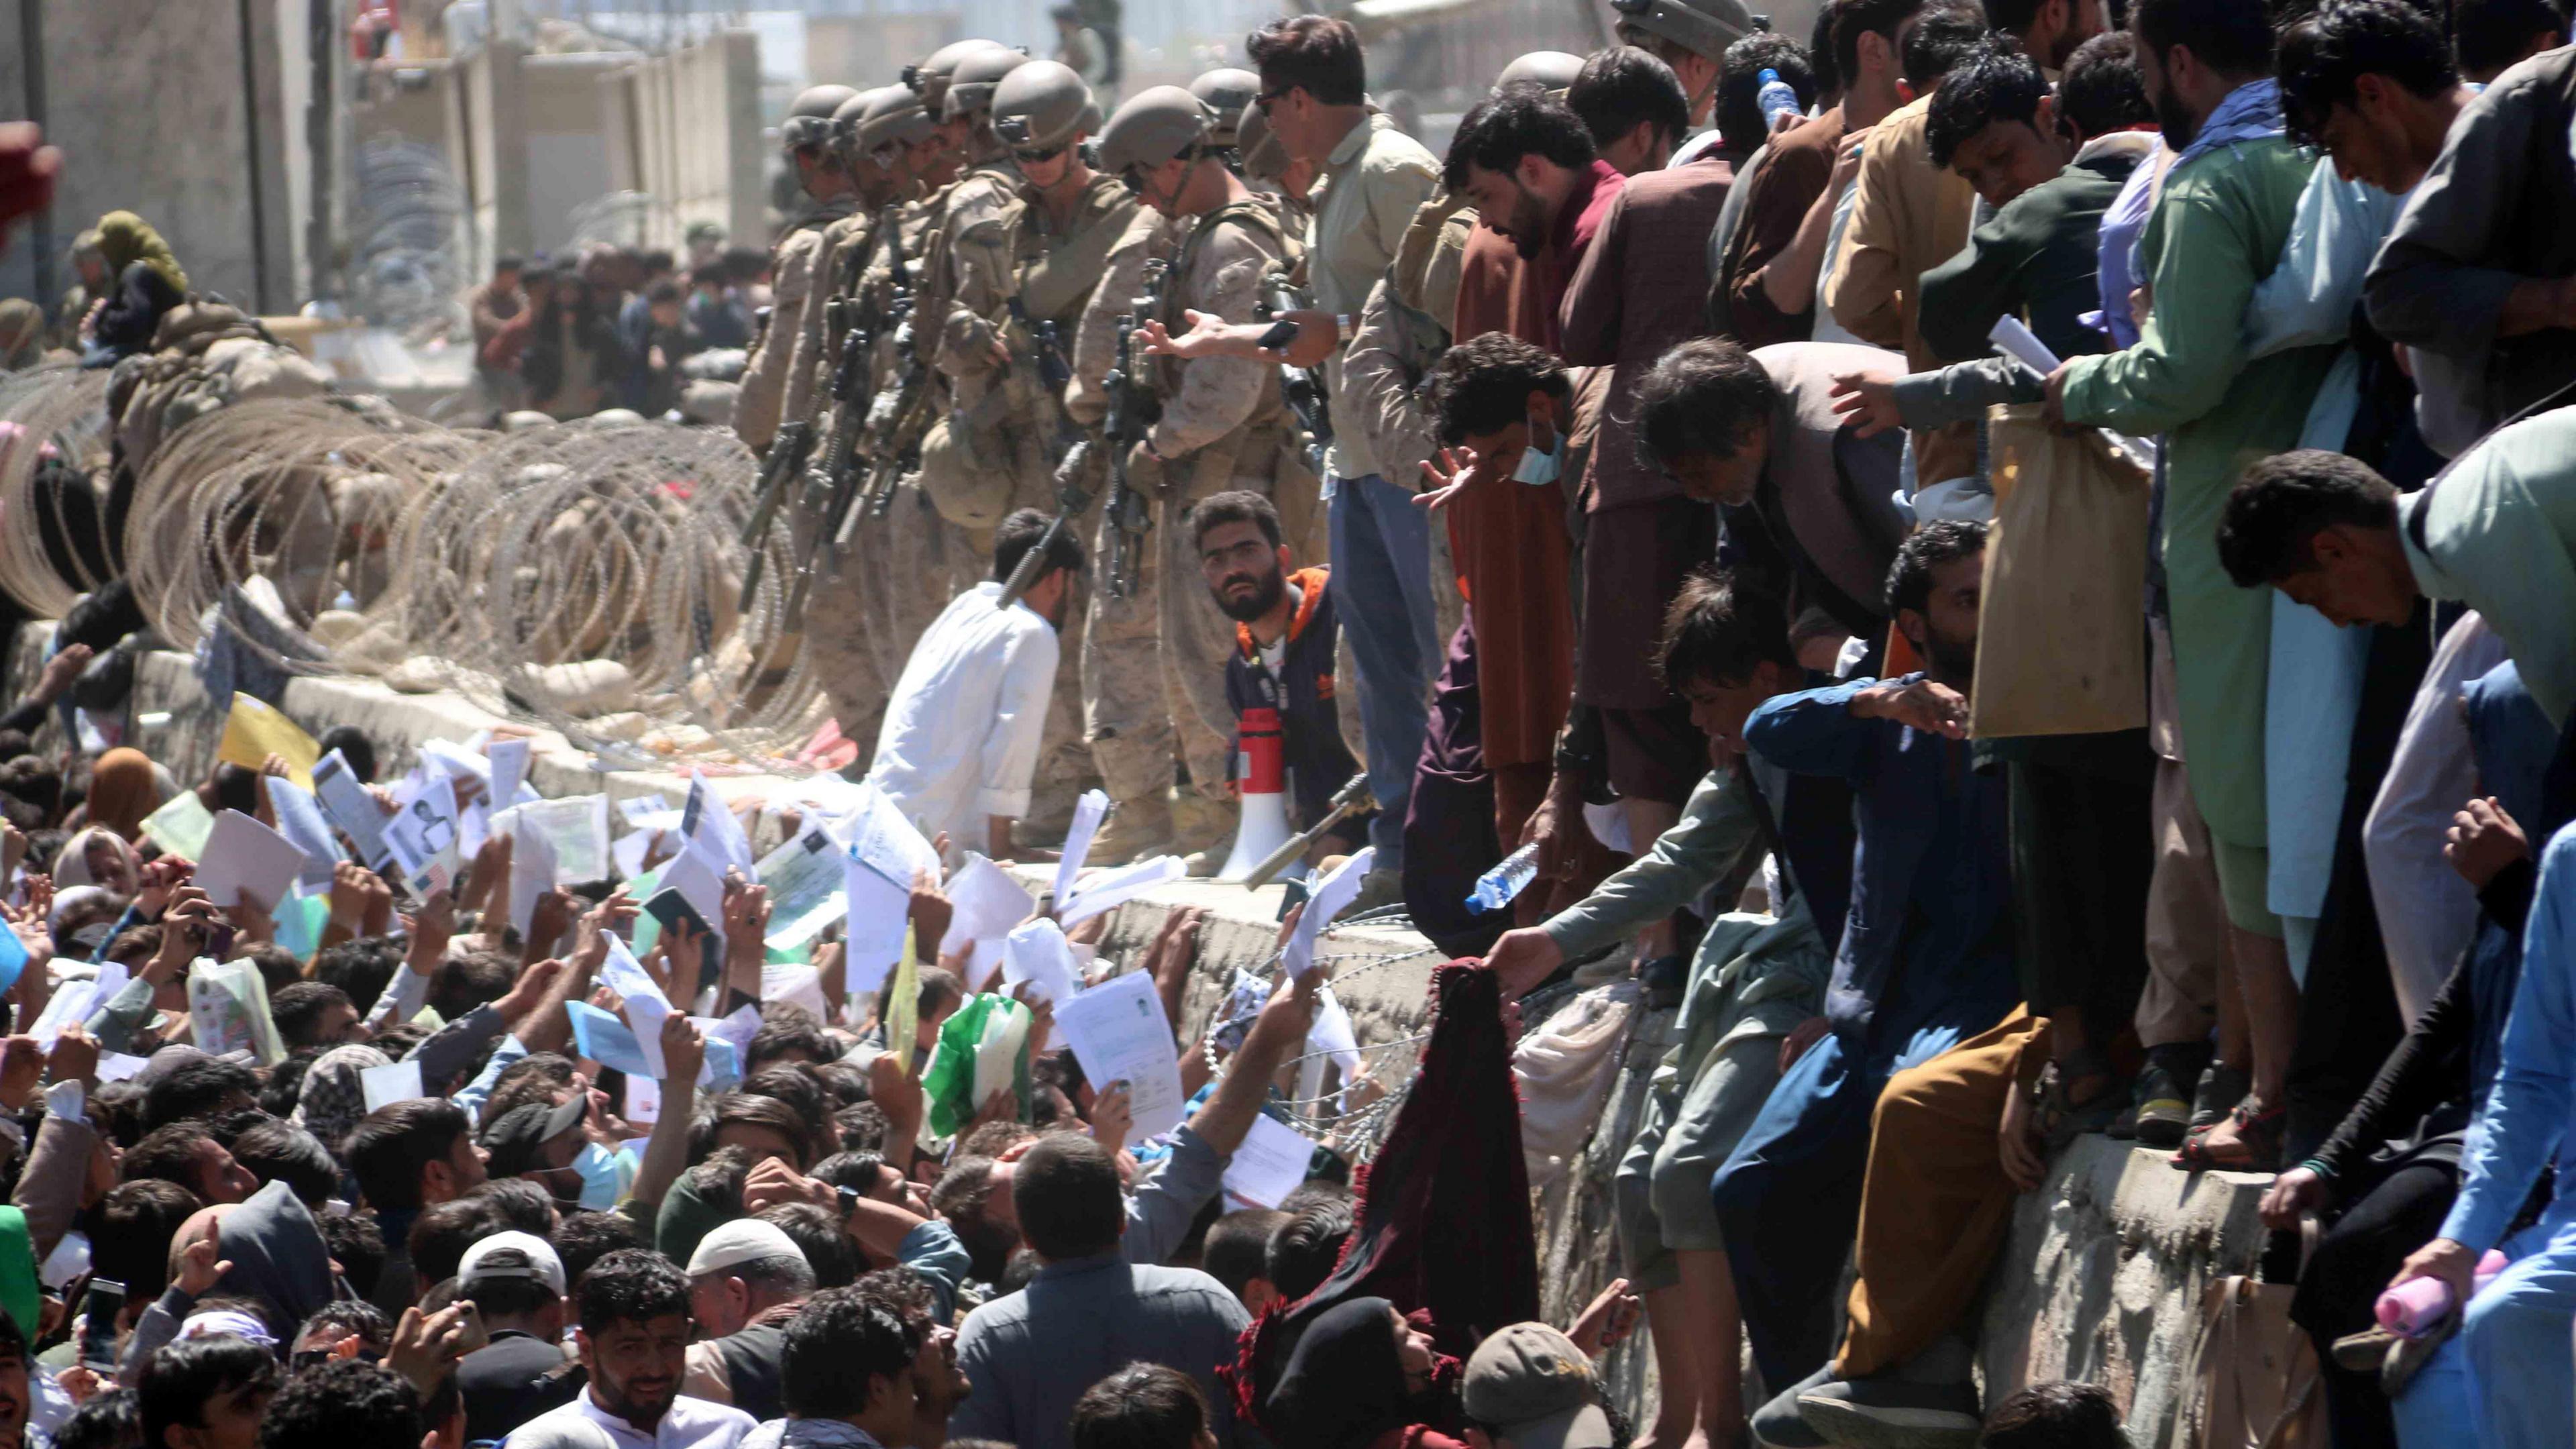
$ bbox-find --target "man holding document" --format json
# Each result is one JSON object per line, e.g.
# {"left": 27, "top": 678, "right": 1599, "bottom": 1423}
{"left": 867, "top": 509, "right": 1087, "bottom": 862}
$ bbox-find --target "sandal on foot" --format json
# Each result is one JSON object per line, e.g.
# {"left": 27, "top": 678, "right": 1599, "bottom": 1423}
{"left": 2171, "top": 1097, "right": 2284, "bottom": 1172}
{"left": 2033, "top": 1048, "right": 2123, "bottom": 1152}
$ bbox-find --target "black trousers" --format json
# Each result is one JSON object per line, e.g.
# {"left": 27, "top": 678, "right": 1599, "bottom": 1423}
{"left": 2288, "top": 1154, "right": 2460, "bottom": 1449}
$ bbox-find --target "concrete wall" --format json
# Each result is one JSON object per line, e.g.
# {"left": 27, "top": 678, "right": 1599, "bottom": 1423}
{"left": 0, "top": 0, "right": 305, "bottom": 312}
{"left": 600, "top": 32, "right": 765, "bottom": 254}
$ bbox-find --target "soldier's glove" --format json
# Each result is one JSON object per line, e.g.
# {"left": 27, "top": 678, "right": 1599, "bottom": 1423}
{"left": 1126, "top": 439, "right": 1170, "bottom": 495}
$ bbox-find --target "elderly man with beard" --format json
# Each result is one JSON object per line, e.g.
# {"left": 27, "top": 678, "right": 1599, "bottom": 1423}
{"left": 502, "top": 1250, "right": 755, "bottom": 1449}
{"left": 1195, "top": 490, "right": 1368, "bottom": 869}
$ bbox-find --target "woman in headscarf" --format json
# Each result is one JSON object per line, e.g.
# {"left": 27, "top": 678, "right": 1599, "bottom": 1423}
{"left": 50, "top": 826, "right": 136, "bottom": 896}
{"left": 78, "top": 747, "right": 159, "bottom": 843}
{"left": 1265, "top": 1297, "right": 1464, "bottom": 1449}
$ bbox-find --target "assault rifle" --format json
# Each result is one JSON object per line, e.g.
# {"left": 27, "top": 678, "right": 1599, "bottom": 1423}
{"left": 736, "top": 419, "right": 814, "bottom": 611}
{"left": 1099, "top": 257, "right": 1169, "bottom": 599}
{"left": 1260, "top": 268, "right": 1334, "bottom": 477}
{"left": 996, "top": 300, "right": 1101, "bottom": 610}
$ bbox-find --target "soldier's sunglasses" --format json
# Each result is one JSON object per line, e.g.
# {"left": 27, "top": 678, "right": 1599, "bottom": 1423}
{"left": 1014, "top": 144, "right": 1068, "bottom": 164}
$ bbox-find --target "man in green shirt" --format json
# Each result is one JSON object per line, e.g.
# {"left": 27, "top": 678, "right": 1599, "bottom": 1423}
{"left": 2040, "top": 0, "right": 2339, "bottom": 1170}
{"left": 2218, "top": 414, "right": 2576, "bottom": 736}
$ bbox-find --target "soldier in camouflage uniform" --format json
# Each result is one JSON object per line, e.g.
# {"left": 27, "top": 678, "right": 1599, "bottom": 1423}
{"left": 928, "top": 61, "right": 1139, "bottom": 837}
{"left": 733, "top": 84, "right": 861, "bottom": 456}
{"left": 1067, "top": 87, "right": 1293, "bottom": 864}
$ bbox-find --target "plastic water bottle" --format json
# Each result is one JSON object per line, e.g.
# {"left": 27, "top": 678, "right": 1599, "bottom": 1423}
{"left": 1468, "top": 842, "right": 1543, "bottom": 914}
{"left": 2374, "top": 1250, "right": 2510, "bottom": 1337}
{"left": 1756, "top": 68, "right": 1802, "bottom": 127}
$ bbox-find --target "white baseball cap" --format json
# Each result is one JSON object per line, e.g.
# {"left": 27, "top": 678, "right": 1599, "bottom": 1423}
{"left": 458, "top": 1231, "right": 568, "bottom": 1296}
{"left": 686, "top": 1219, "right": 808, "bottom": 1277}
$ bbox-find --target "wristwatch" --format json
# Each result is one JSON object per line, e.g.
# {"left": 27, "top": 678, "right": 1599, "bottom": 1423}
{"left": 1336, "top": 313, "right": 1355, "bottom": 343}
{"left": 836, "top": 1183, "right": 861, "bottom": 1224}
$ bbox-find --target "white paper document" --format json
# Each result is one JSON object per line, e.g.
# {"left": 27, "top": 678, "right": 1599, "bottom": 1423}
{"left": 360, "top": 1059, "right": 425, "bottom": 1112}
{"left": 940, "top": 855, "right": 1035, "bottom": 956}
{"left": 845, "top": 782, "right": 941, "bottom": 892}
{"left": 1053, "top": 789, "right": 1110, "bottom": 904}
{"left": 681, "top": 772, "right": 758, "bottom": 874}
{"left": 1052, "top": 970, "right": 1185, "bottom": 1146}
{"left": 761, "top": 963, "right": 830, "bottom": 1016}
{"left": 486, "top": 738, "right": 533, "bottom": 815}
{"left": 759, "top": 824, "right": 849, "bottom": 951}
{"left": 1001, "top": 919, "right": 1081, "bottom": 1007}
{"left": 1283, "top": 846, "right": 1375, "bottom": 979}
{"left": 195, "top": 810, "right": 310, "bottom": 913}
{"left": 600, "top": 936, "right": 674, "bottom": 1079}
{"left": 262, "top": 777, "right": 343, "bottom": 894}
{"left": 1059, "top": 855, "right": 1187, "bottom": 928}
{"left": 311, "top": 749, "right": 392, "bottom": 870}
{"left": 1224, "top": 1114, "right": 1318, "bottom": 1209}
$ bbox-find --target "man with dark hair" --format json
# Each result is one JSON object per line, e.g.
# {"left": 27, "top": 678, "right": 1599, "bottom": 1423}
{"left": 2218, "top": 420, "right": 2576, "bottom": 727}
{"left": 1487, "top": 566, "right": 1851, "bottom": 1449}
{"left": 865, "top": 507, "right": 1081, "bottom": 862}
{"left": 1633, "top": 335, "right": 1906, "bottom": 656}
{"left": 1567, "top": 46, "right": 1693, "bottom": 175}
{"left": 1195, "top": 489, "right": 1368, "bottom": 871}
{"left": 553, "top": 1211, "right": 649, "bottom": 1290}
{"left": 2278, "top": 0, "right": 2473, "bottom": 197}
{"left": 1070, "top": 1364, "right": 1214, "bottom": 1449}
{"left": 744, "top": 1014, "right": 835, "bottom": 1075}
{"left": 122, "top": 1124, "right": 258, "bottom": 1207}
{"left": 1718, "top": 32, "right": 1820, "bottom": 155}
{"left": 142, "top": 1058, "right": 260, "bottom": 1133}
{"left": 1715, "top": 0, "right": 1924, "bottom": 350}
{"left": 1984, "top": 0, "right": 2106, "bottom": 68}
{"left": 255, "top": 1359, "right": 425, "bottom": 1449}
{"left": 1717, "top": 522, "right": 2020, "bottom": 1416}
{"left": 139, "top": 1336, "right": 279, "bottom": 1449}
{"left": 948, "top": 1135, "right": 1252, "bottom": 1449}
{"left": 453, "top": 1232, "right": 577, "bottom": 1444}
{"left": 346, "top": 1098, "right": 487, "bottom": 1316}
{"left": 96, "top": 1179, "right": 203, "bottom": 1305}
{"left": 502, "top": 1248, "right": 755, "bottom": 1448}
{"left": 2041, "top": 0, "right": 2340, "bottom": 1173}
{"left": 267, "top": 983, "right": 358, "bottom": 1052}
{"left": 1264, "top": 1198, "right": 1352, "bottom": 1303}
{"left": 1824, "top": 0, "right": 1983, "bottom": 507}
{"left": 1434, "top": 89, "right": 1619, "bottom": 940}
{"left": 2451, "top": 0, "right": 2568, "bottom": 82}
{"left": 1978, "top": 1381, "right": 2130, "bottom": 1448}
{"left": 750, "top": 1287, "right": 924, "bottom": 1446}
{"left": 225, "top": 1120, "right": 338, "bottom": 1209}
{"left": 1244, "top": 13, "right": 1440, "bottom": 898}
{"left": 1199, "top": 1208, "right": 1286, "bottom": 1314}
{"left": 2363, "top": 1, "right": 2576, "bottom": 460}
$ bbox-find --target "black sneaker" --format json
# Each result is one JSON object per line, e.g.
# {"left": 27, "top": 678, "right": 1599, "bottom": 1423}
{"left": 2188, "top": 1061, "right": 2251, "bottom": 1138}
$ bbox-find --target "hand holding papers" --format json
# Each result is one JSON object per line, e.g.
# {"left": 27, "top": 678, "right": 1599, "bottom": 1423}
{"left": 1053, "top": 970, "right": 1185, "bottom": 1146}
{"left": 193, "top": 811, "right": 308, "bottom": 914}
{"left": 1057, "top": 855, "right": 1186, "bottom": 928}
{"left": 1001, "top": 919, "right": 1080, "bottom": 1007}
{"left": 1282, "top": 846, "right": 1374, "bottom": 980}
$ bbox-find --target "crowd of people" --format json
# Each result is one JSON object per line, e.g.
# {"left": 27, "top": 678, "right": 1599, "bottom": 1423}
{"left": 2, "top": 0, "right": 2576, "bottom": 1442}
{"left": 461, "top": 229, "right": 773, "bottom": 424}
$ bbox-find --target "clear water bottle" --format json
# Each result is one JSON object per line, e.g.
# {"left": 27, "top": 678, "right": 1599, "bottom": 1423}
{"left": 1468, "top": 842, "right": 1543, "bottom": 914}
{"left": 1756, "top": 68, "right": 1801, "bottom": 127}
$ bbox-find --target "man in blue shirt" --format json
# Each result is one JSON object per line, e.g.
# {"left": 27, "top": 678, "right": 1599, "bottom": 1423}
{"left": 1711, "top": 521, "right": 2023, "bottom": 1400}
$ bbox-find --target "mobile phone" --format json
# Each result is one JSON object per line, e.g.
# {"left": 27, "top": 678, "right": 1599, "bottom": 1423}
{"left": 1256, "top": 318, "right": 1301, "bottom": 352}
{"left": 200, "top": 922, "right": 237, "bottom": 963}
{"left": 79, "top": 1278, "right": 123, "bottom": 1371}
{"left": 643, "top": 888, "right": 714, "bottom": 943}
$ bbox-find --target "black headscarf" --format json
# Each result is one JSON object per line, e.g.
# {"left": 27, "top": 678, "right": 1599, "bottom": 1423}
{"left": 85, "top": 260, "right": 184, "bottom": 364}
{"left": 1267, "top": 1297, "right": 1449, "bottom": 1449}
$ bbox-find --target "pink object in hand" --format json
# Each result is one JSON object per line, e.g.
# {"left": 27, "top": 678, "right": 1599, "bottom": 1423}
{"left": 2375, "top": 1251, "right": 2512, "bottom": 1338}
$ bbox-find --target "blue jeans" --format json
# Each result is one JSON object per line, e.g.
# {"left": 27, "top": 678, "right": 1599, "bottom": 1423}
{"left": 2394, "top": 1212, "right": 2576, "bottom": 1449}
{"left": 1327, "top": 472, "right": 1437, "bottom": 864}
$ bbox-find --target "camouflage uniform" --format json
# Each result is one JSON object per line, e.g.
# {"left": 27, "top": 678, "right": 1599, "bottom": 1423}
{"left": 733, "top": 195, "right": 857, "bottom": 455}
{"left": 1067, "top": 198, "right": 1291, "bottom": 808}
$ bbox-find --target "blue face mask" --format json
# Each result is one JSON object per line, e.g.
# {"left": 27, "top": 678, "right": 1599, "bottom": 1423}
{"left": 574, "top": 1142, "right": 625, "bottom": 1210}
{"left": 1511, "top": 430, "right": 1562, "bottom": 486}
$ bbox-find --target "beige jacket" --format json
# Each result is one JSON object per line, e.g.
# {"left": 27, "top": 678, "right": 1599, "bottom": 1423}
{"left": 733, "top": 200, "right": 855, "bottom": 452}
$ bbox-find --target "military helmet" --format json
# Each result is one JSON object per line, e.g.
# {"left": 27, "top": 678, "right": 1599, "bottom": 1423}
{"left": 1608, "top": 0, "right": 1758, "bottom": 63}
{"left": 1493, "top": 51, "right": 1585, "bottom": 96}
{"left": 1096, "top": 86, "right": 1216, "bottom": 176}
{"left": 782, "top": 84, "right": 859, "bottom": 151}
{"left": 857, "top": 85, "right": 941, "bottom": 156}
{"left": 1236, "top": 103, "right": 1289, "bottom": 183}
{"left": 991, "top": 60, "right": 1100, "bottom": 153}
{"left": 910, "top": 38, "right": 1013, "bottom": 114}
{"left": 945, "top": 46, "right": 1033, "bottom": 121}
{"left": 831, "top": 85, "right": 892, "bottom": 150}
{"left": 1189, "top": 68, "right": 1261, "bottom": 149}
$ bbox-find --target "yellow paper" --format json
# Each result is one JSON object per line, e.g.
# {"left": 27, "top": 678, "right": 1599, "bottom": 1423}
{"left": 889, "top": 923, "right": 920, "bottom": 1074}
{"left": 217, "top": 694, "right": 321, "bottom": 788}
